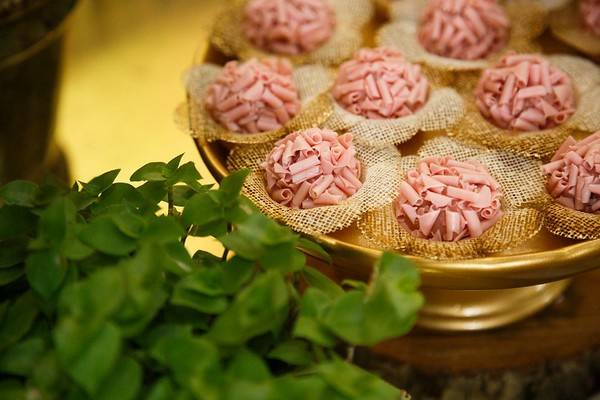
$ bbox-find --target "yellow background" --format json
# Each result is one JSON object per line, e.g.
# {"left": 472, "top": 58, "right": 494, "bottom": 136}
{"left": 57, "top": 0, "right": 225, "bottom": 253}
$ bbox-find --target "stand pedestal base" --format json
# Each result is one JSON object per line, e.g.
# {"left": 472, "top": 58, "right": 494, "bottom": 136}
{"left": 418, "top": 279, "right": 571, "bottom": 331}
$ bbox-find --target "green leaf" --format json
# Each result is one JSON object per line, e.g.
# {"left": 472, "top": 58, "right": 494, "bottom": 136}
{"left": 0, "top": 206, "right": 36, "bottom": 240}
{"left": 110, "top": 210, "right": 147, "bottom": 238}
{"left": 81, "top": 169, "right": 120, "bottom": 196}
{"left": 292, "top": 288, "right": 337, "bottom": 348}
{"left": 221, "top": 256, "right": 254, "bottom": 294}
{"left": 0, "top": 239, "right": 27, "bottom": 269}
{"left": 162, "top": 242, "right": 194, "bottom": 275}
{"left": 271, "top": 376, "right": 326, "bottom": 400}
{"left": 321, "top": 252, "right": 423, "bottom": 346}
{"left": 302, "top": 268, "right": 344, "bottom": 299}
{"left": 95, "top": 356, "right": 142, "bottom": 400}
{"left": 166, "top": 162, "right": 203, "bottom": 190}
{"left": 0, "top": 337, "right": 45, "bottom": 376}
{"left": 38, "top": 197, "right": 77, "bottom": 248}
{"left": 136, "top": 181, "right": 167, "bottom": 209}
{"left": 92, "top": 183, "right": 153, "bottom": 215}
{"left": 219, "top": 169, "right": 251, "bottom": 205}
{"left": 182, "top": 191, "right": 224, "bottom": 228}
{"left": 0, "top": 181, "right": 38, "bottom": 207}
{"left": 0, "top": 267, "right": 24, "bottom": 286}
{"left": 130, "top": 162, "right": 168, "bottom": 182}
{"left": 315, "top": 359, "right": 402, "bottom": 400}
{"left": 260, "top": 243, "right": 305, "bottom": 273}
{"left": 171, "top": 185, "right": 198, "bottom": 206}
{"left": 140, "top": 216, "right": 184, "bottom": 244}
{"left": 58, "top": 267, "right": 125, "bottom": 321}
{"left": 167, "top": 154, "right": 184, "bottom": 171}
{"left": 227, "top": 348, "right": 271, "bottom": 382}
{"left": 0, "top": 292, "right": 38, "bottom": 352}
{"left": 297, "top": 238, "right": 332, "bottom": 264}
{"left": 268, "top": 340, "right": 312, "bottom": 366}
{"left": 152, "top": 335, "right": 222, "bottom": 400}
{"left": 171, "top": 288, "right": 228, "bottom": 314}
{"left": 0, "top": 380, "right": 25, "bottom": 400}
{"left": 79, "top": 217, "right": 137, "bottom": 256}
{"left": 54, "top": 320, "right": 121, "bottom": 395}
{"left": 209, "top": 271, "right": 289, "bottom": 346}
{"left": 26, "top": 249, "right": 67, "bottom": 299}
{"left": 146, "top": 378, "right": 176, "bottom": 400}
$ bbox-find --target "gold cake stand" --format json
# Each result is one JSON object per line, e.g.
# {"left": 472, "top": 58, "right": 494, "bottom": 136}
{"left": 192, "top": 9, "right": 600, "bottom": 331}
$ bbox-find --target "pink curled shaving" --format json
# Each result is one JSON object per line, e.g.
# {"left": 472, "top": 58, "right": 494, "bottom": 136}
{"left": 332, "top": 47, "right": 430, "bottom": 119}
{"left": 418, "top": 0, "right": 510, "bottom": 60}
{"left": 261, "top": 128, "right": 363, "bottom": 209}
{"left": 474, "top": 53, "right": 576, "bottom": 132}
{"left": 581, "top": 0, "right": 600, "bottom": 36}
{"left": 205, "top": 58, "right": 301, "bottom": 134}
{"left": 243, "top": 0, "right": 336, "bottom": 56}
{"left": 542, "top": 132, "right": 600, "bottom": 213}
{"left": 394, "top": 156, "right": 504, "bottom": 241}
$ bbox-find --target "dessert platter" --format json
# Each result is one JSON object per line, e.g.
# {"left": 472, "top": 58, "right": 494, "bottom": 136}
{"left": 180, "top": 0, "right": 600, "bottom": 331}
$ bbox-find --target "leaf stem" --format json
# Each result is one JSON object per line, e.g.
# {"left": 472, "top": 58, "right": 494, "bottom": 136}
{"left": 167, "top": 186, "right": 174, "bottom": 216}
{"left": 221, "top": 223, "right": 232, "bottom": 261}
{"left": 345, "top": 346, "right": 355, "bottom": 364}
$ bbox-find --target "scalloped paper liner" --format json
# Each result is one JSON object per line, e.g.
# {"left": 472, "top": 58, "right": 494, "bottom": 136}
{"left": 449, "top": 55, "right": 600, "bottom": 160}
{"left": 549, "top": 1, "right": 600, "bottom": 56}
{"left": 183, "top": 64, "right": 334, "bottom": 145}
{"left": 357, "top": 137, "right": 547, "bottom": 260}
{"left": 324, "top": 86, "right": 465, "bottom": 148}
{"left": 378, "top": 0, "right": 546, "bottom": 79}
{"left": 211, "top": 0, "right": 374, "bottom": 66}
{"left": 227, "top": 142, "right": 403, "bottom": 235}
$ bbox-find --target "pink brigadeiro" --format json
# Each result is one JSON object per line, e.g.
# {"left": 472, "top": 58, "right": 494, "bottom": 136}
{"left": 418, "top": 0, "right": 510, "bottom": 60}
{"left": 581, "top": 0, "right": 600, "bottom": 36}
{"left": 332, "top": 47, "right": 430, "bottom": 119}
{"left": 542, "top": 132, "right": 600, "bottom": 213}
{"left": 474, "top": 53, "right": 576, "bottom": 132}
{"left": 261, "top": 128, "right": 363, "bottom": 209}
{"left": 395, "top": 156, "right": 504, "bottom": 241}
{"left": 244, "top": 0, "right": 336, "bottom": 56}
{"left": 204, "top": 58, "right": 301, "bottom": 134}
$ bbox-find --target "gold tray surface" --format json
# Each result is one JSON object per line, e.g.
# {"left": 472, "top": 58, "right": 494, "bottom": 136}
{"left": 193, "top": 12, "right": 600, "bottom": 292}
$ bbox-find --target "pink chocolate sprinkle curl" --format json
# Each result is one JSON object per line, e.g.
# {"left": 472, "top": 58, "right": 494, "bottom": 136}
{"left": 205, "top": 58, "right": 301, "bottom": 134}
{"left": 581, "top": 0, "right": 600, "bottom": 36}
{"left": 417, "top": 0, "right": 510, "bottom": 60}
{"left": 394, "top": 156, "right": 504, "bottom": 241}
{"left": 542, "top": 132, "right": 600, "bottom": 214}
{"left": 244, "top": 0, "right": 336, "bottom": 56}
{"left": 332, "top": 48, "right": 430, "bottom": 119}
{"left": 474, "top": 53, "right": 576, "bottom": 132}
{"left": 261, "top": 128, "right": 363, "bottom": 209}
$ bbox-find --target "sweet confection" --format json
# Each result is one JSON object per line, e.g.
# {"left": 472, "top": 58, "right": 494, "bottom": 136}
{"left": 395, "top": 156, "right": 504, "bottom": 241}
{"left": 542, "top": 132, "right": 600, "bottom": 213}
{"left": 417, "top": 0, "right": 510, "bottom": 60}
{"left": 474, "top": 53, "right": 576, "bottom": 132}
{"left": 243, "top": 0, "right": 336, "bottom": 56}
{"left": 204, "top": 58, "right": 301, "bottom": 134}
{"left": 331, "top": 47, "right": 429, "bottom": 119}
{"left": 581, "top": 0, "right": 600, "bottom": 36}
{"left": 261, "top": 128, "right": 363, "bottom": 209}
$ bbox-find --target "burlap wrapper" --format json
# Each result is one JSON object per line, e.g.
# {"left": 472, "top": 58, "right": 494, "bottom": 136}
{"left": 324, "top": 86, "right": 465, "bottom": 148}
{"left": 378, "top": 0, "right": 546, "bottom": 82}
{"left": 549, "top": 1, "right": 600, "bottom": 56}
{"left": 503, "top": 0, "right": 571, "bottom": 11}
{"left": 211, "top": 0, "right": 374, "bottom": 66}
{"left": 450, "top": 55, "right": 600, "bottom": 160}
{"left": 181, "top": 63, "right": 334, "bottom": 145}
{"left": 358, "top": 137, "right": 546, "bottom": 260}
{"left": 227, "top": 142, "right": 403, "bottom": 235}
{"left": 542, "top": 195, "right": 600, "bottom": 240}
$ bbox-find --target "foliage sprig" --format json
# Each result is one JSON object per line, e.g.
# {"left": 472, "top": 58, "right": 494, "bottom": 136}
{"left": 0, "top": 156, "right": 423, "bottom": 400}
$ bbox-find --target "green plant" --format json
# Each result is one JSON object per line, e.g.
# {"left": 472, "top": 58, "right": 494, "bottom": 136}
{"left": 0, "top": 155, "right": 423, "bottom": 400}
